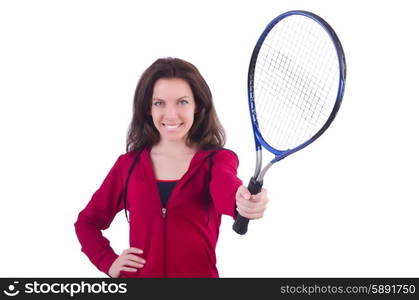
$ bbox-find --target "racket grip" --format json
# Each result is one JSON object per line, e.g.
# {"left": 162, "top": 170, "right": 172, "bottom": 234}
{"left": 232, "top": 177, "right": 263, "bottom": 235}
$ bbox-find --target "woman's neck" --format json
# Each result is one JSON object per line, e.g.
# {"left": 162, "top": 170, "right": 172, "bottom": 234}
{"left": 151, "top": 139, "right": 198, "bottom": 156}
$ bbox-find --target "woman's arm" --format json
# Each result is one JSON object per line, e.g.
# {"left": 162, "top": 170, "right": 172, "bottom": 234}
{"left": 74, "top": 155, "right": 124, "bottom": 276}
{"left": 209, "top": 150, "right": 243, "bottom": 218}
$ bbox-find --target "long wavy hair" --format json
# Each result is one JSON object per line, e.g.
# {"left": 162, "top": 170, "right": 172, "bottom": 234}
{"left": 126, "top": 57, "right": 225, "bottom": 152}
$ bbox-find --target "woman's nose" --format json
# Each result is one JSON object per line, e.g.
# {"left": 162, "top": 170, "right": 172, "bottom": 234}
{"left": 163, "top": 105, "right": 179, "bottom": 118}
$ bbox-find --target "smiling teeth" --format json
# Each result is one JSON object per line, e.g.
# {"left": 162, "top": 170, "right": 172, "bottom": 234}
{"left": 163, "top": 123, "right": 182, "bottom": 129}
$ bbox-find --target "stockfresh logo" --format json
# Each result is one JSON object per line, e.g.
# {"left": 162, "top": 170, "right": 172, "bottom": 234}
{"left": 3, "top": 281, "right": 20, "bottom": 297}
{"left": 2, "top": 280, "right": 127, "bottom": 297}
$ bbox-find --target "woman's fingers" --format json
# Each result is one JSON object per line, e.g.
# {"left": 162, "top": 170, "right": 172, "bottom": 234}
{"left": 237, "top": 203, "right": 267, "bottom": 215}
{"left": 120, "top": 248, "right": 146, "bottom": 271}
{"left": 237, "top": 194, "right": 268, "bottom": 210}
{"left": 236, "top": 185, "right": 251, "bottom": 199}
{"left": 121, "top": 266, "right": 138, "bottom": 273}
{"left": 236, "top": 187, "right": 269, "bottom": 219}
{"left": 123, "top": 247, "right": 143, "bottom": 255}
{"left": 126, "top": 254, "right": 146, "bottom": 264}
{"left": 237, "top": 187, "right": 268, "bottom": 202}
{"left": 237, "top": 207, "right": 265, "bottom": 219}
{"left": 124, "top": 260, "right": 144, "bottom": 268}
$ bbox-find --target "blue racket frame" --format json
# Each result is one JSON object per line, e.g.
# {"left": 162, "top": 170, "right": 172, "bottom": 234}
{"left": 233, "top": 10, "right": 346, "bottom": 235}
{"left": 249, "top": 10, "right": 346, "bottom": 166}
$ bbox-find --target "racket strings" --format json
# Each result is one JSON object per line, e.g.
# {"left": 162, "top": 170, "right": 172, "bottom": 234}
{"left": 253, "top": 15, "right": 340, "bottom": 150}
{"left": 256, "top": 50, "right": 332, "bottom": 147}
{"left": 260, "top": 45, "right": 330, "bottom": 124}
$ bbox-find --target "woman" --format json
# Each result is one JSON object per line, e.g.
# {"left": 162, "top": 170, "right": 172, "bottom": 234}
{"left": 74, "top": 57, "right": 269, "bottom": 278}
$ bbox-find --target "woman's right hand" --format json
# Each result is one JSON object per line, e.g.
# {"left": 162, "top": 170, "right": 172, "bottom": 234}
{"left": 108, "top": 247, "right": 146, "bottom": 278}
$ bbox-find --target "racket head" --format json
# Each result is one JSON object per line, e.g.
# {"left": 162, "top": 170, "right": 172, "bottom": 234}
{"left": 248, "top": 10, "right": 346, "bottom": 163}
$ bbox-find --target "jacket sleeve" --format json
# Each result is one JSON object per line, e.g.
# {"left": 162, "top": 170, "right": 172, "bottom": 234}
{"left": 209, "top": 150, "right": 243, "bottom": 218}
{"left": 74, "top": 155, "right": 124, "bottom": 276}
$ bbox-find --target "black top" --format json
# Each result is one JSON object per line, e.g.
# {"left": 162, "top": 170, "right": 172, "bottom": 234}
{"left": 156, "top": 180, "right": 178, "bottom": 207}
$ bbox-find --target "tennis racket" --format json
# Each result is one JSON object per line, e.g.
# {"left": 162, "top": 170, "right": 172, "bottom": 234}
{"left": 233, "top": 10, "right": 346, "bottom": 235}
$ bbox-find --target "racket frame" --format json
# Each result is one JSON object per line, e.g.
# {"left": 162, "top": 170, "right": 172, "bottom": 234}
{"left": 248, "top": 10, "right": 346, "bottom": 183}
{"left": 233, "top": 10, "right": 346, "bottom": 235}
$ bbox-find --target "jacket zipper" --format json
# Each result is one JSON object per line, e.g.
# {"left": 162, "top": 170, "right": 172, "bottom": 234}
{"left": 162, "top": 206, "right": 167, "bottom": 278}
{"left": 159, "top": 178, "right": 182, "bottom": 277}
{"left": 161, "top": 182, "right": 177, "bottom": 278}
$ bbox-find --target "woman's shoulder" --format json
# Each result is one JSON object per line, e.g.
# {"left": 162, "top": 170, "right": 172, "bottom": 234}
{"left": 114, "top": 148, "right": 146, "bottom": 167}
{"left": 206, "top": 147, "right": 239, "bottom": 164}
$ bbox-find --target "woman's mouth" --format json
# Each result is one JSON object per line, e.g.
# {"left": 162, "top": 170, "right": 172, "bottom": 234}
{"left": 162, "top": 122, "right": 184, "bottom": 130}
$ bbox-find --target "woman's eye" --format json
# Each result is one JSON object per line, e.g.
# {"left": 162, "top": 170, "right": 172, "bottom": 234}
{"left": 154, "top": 101, "right": 163, "bottom": 106}
{"left": 179, "top": 100, "right": 189, "bottom": 105}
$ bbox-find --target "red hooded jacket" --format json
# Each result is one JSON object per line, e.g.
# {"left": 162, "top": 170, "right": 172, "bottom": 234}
{"left": 74, "top": 147, "right": 242, "bottom": 278}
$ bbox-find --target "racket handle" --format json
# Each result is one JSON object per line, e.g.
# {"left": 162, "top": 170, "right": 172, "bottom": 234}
{"left": 232, "top": 177, "right": 263, "bottom": 235}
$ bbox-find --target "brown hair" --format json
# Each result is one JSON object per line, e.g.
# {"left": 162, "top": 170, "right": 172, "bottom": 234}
{"left": 126, "top": 57, "right": 225, "bottom": 152}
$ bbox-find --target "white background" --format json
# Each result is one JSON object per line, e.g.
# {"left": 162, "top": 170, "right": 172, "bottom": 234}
{"left": 1, "top": 0, "right": 418, "bottom": 277}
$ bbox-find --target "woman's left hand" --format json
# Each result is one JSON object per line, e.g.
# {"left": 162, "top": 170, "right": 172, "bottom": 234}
{"left": 235, "top": 185, "right": 269, "bottom": 220}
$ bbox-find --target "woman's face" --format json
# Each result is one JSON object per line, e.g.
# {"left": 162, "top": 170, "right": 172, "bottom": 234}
{"left": 151, "top": 77, "right": 196, "bottom": 143}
